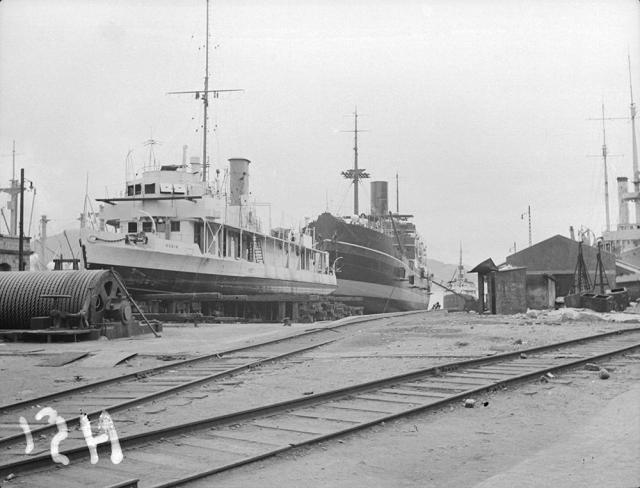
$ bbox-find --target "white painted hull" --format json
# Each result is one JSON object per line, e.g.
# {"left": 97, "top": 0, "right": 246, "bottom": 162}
{"left": 81, "top": 233, "right": 336, "bottom": 296}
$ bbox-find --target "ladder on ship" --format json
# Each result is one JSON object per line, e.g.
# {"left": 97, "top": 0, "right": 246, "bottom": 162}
{"left": 252, "top": 236, "right": 264, "bottom": 263}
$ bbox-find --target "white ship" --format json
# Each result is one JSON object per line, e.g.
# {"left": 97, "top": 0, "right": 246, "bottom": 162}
{"left": 73, "top": 0, "right": 335, "bottom": 298}
{"left": 80, "top": 158, "right": 336, "bottom": 297}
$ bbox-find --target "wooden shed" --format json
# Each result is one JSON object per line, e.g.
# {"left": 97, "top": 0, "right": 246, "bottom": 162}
{"left": 470, "top": 259, "right": 527, "bottom": 314}
{"left": 505, "top": 235, "right": 617, "bottom": 306}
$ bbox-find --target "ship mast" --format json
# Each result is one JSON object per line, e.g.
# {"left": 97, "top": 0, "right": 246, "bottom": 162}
{"left": 0, "top": 140, "right": 21, "bottom": 235}
{"left": 341, "top": 109, "right": 369, "bottom": 215}
{"left": 458, "top": 242, "right": 463, "bottom": 281}
{"left": 353, "top": 111, "right": 359, "bottom": 214}
{"left": 629, "top": 54, "right": 640, "bottom": 223}
{"left": 167, "top": 0, "right": 242, "bottom": 184}
{"left": 601, "top": 102, "right": 611, "bottom": 232}
{"left": 202, "top": 0, "right": 210, "bottom": 182}
{"left": 589, "top": 102, "right": 621, "bottom": 232}
{"left": 396, "top": 171, "right": 399, "bottom": 213}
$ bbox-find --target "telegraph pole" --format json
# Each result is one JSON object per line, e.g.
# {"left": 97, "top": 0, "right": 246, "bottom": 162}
{"left": 527, "top": 205, "right": 532, "bottom": 246}
{"left": 18, "top": 169, "right": 25, "bottom": 270}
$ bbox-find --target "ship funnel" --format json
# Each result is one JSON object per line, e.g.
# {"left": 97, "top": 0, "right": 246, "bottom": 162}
{"left": 618, "top": 176, "right": 630, "bottom": 225}
{"left": 229, "top": 158, "right": 251, "bottom": 205}
{"left": 370, "top": 181, "right": 388, "bottom": 217}
{"left": 190, "top": 156, "right": 202, "bottom": 174}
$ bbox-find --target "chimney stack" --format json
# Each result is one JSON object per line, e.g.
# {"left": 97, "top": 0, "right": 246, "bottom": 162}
{"left": 617, "top": 176, "right": 629, "bottom": 226}
{"left": 229, "top": 158, "right": 251, "bottom": 205}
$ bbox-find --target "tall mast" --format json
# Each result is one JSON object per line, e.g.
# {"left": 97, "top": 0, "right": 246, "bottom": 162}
{"left": 202, "top": 0, "right": 210, "bottom": 183}
{"left": 353, "top": 110, "right": 359, "bottom": 214}
{"left": 12, "top": 140, "right": 16, "bottom": 181}
{"left": 10, "top": 141, "right": 17, "bottom": 235}
{"left": 166, "top": 0, "right": 242, "bottom": 183}
{"left": 341, "top": 108, "right": 369, "bottom": 215}
{"left": 0, "top": 140, "right": 20, "bottom": 235}
{"left": 395, "top": 171, "right": 399, "bottom": 213}
{"left": 458, "top": 241, "right": 463, "bottom": 285}
{"left": 601, "top": 102, "right": 611, "bottom": 232}
{"left": 629, "top": 54, "right": 640, "bottom": 223}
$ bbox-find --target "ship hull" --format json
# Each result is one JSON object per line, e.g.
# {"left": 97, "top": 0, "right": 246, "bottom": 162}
{"left": 336, "top": 278, "right": 430, "bottom": 313}
{"left": 443, "top": 292, "right": 477, "bottom": 312}
{"left": 82, "top": 235, "right": 336, "bottom": 297}
{"left": 311, "top": 213, "right": 430, "bottom": 313}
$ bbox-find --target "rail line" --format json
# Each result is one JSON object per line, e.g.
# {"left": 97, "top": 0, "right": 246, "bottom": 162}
{"left": 1, "top": 327, "right": 639, "bottom": 487}
{"left": 0, "top": 311, "right": 417, "bottom": 459}
{"left": 0, "top": 328, "right": 347, "bottom": 450}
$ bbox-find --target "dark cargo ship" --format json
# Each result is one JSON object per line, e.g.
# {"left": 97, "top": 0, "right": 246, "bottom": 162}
{"left": 309, "top": 112, "right": 431, "bottom": 313}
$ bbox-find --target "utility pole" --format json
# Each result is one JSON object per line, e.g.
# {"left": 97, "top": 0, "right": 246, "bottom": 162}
{"left": 18, "top": 168, "right": 25, "bottom": 270}
{"left": 520, "top": 206, "right": 532, "bottom": 247}
{"left": 527, "top": 205, "right": 532, "bottom": 247}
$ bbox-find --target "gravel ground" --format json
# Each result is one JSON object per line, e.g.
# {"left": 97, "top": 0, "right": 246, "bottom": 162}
{"left": 1, "top": 309, "right": 639, "bottom": 486}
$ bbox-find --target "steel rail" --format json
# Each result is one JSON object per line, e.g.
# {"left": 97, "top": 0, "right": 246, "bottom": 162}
{"left": 0, "top": 338, "right": 336, "bottom": 449}
{"left": 1, "top": 327, "right": 638, "bottom": 485}
{"left": 0, "top": 307, "right": 406, "bottom": 413}
{"left": 150, "top": 336, "right": 640, "bottom": 488}
{"left": 0, "top": 310, "right": 415, "bottom": 452}
{"left": 0, "top": 328, "right": 324, "bottom": 412}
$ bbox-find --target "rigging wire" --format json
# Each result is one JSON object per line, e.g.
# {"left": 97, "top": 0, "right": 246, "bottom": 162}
{"left": 334, "top": 182, "right": 353, "bottom": 216}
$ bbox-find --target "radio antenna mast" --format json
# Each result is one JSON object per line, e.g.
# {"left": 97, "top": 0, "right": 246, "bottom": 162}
{"left": 167, "top": 0, "right": 243, "bottom": 184}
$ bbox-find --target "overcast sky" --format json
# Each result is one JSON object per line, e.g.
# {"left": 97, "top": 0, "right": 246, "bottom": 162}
{"left": 1, "top": 0, "right": 639, "bottom": 266}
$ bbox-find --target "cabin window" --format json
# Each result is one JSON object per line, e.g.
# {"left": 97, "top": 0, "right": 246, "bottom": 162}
{"left": 144, "top": 183, "right": 156, "bottom": 194}
{"left": 142, "top": 221, "right": 153, "bottom": 233}
{"left": 170, "top": 221, "right": 181, "bottom": 232}
{"left": 127, "top": 185, "right": 134, "bottom": 196}
{"left": 127, "top": 222, "right": 137, "bottom": 233}
{"left": 134, "top": 184, "right": 142, "bottom": 195}
{"left": 395, "top": 267, "right": 406, "bottom": 279}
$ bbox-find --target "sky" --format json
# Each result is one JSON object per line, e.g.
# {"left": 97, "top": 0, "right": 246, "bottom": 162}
{"left": 1, "top": 0, "right": 639, "bottom": 267}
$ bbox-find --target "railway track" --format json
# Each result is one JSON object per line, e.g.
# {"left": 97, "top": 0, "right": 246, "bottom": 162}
{"left": 1, "top": 327, "right": 639, "bottom": 488}
{"left": 0, "top": 310, "right": 414, "bottom": 463}
{"left": 0, "top": 325, "right": 350, "bottom": 452}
